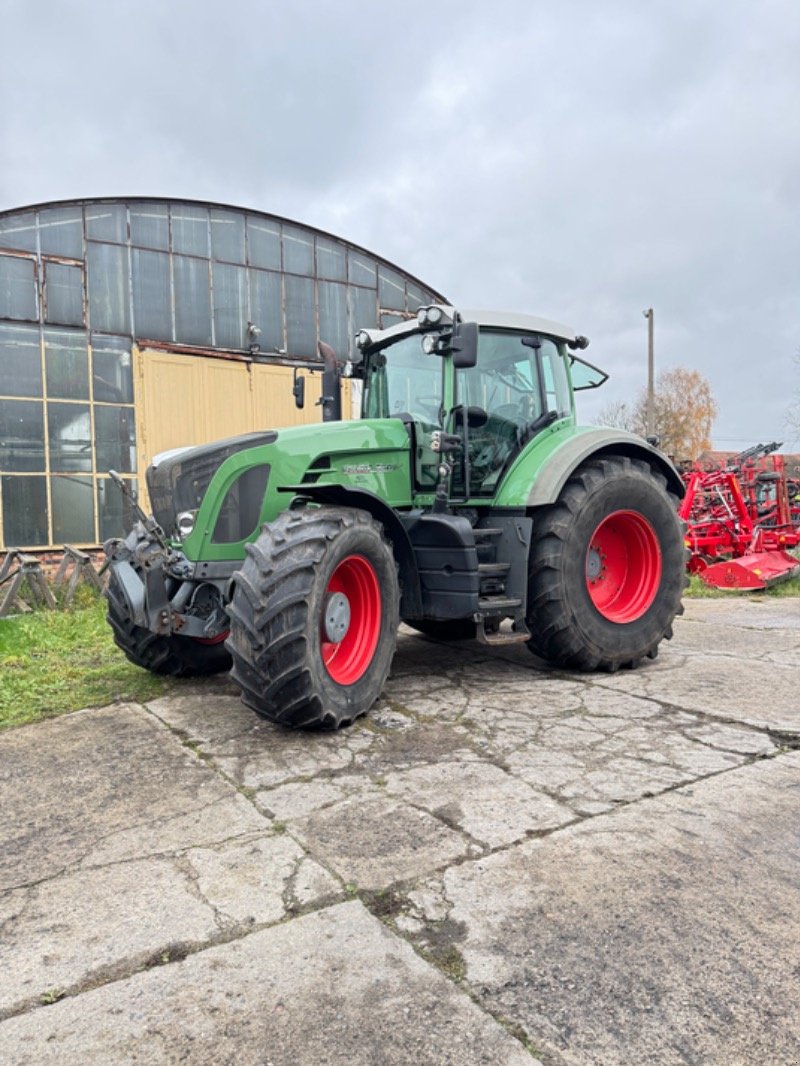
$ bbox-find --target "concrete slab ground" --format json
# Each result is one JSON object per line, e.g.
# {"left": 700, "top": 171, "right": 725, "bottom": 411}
{"left": 1, "top": 598, "right": 799, "bottom": 1064}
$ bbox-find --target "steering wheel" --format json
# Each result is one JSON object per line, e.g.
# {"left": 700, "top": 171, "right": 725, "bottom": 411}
{"left": 492, "top": 403, "right": 522, "bottom": 423}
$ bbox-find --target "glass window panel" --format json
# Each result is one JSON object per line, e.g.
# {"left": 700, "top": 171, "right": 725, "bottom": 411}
{"left": 48, "top": 402, "right": 92, "bottom": 472}
{"left": 44, "top": 262, "right": 84, "bottom": 326}
{"left": 282, "top": 225, "right": 313, "bottom": 275}
{"left": 248, "top": 269, "right": 283, "bottom": 352}
{"left": 87, "top": 242, "right": 131, "bottom": 333}
{"left": 380, "top": 313, "right": 405, "bottom": 329}
{"left": 92, "top": 335, "right": 133, "bottom": 403}
{"left": 130, "top": 203, "right": 169, "bottom": 250}
{"left": 348, "top": 250, "right": 376, "bottom": 286}
{"left": 171, "top": 204, "right": 209, "bottom": 256}
{"left": 94, "top": 404, "right": 136, "bottom": 473}
{"left": 246, "top": 216, "right": 281, "bottom": 269}
{"left": 210, "top": 209, "right": 245, "bottom": 264}
{"left": 132, "top": 248, "right": 172, "bottom": 340}
{"left": 85, "top": 203, "right": 127, "bottom": 243}
{"left": 0, "top": 324, "right": 42, "bottom": 398}
{"left": 97, "top": 476, "right": 138, "bottom": 541}
{"left": 318, "top": 281, "right": 349, "bottom": 359}
{"left": 349, "top": 285, "right": 378, "bottom": 334}
{"left": 50, "top": 474, "right": 95, "bottom": 543}
{"left": 0, "top": 254, "right": 37, "bottom": 321}
{"left": 212, "top": 262, "right": 247, "bottom": 349}
{"left": 406, "top": 283, "right": 429, "bottom": 313}
{"left": 173, "top": 255, "right": 212, "bottom": 346}
{"left": 378, "top": 266, "right": 406, "bottom": 311}
{"left": 44, "top": 329, "right": 89, "bottom": 400}
{"left": 2, "top": 475, "right": 48, "bottom": 546}
{"left": 38, "top": 206, "right": 83, "bottom": 258}
{"left": 0, "top": 212, "right": 37, "bottom": 252}
{"left": 316, "top": 237, "right": 346, "bottom": 281}
{"left": 0, "top": 399, "right": 45, "bottom": 471}
{"left": 284, "top": 275, "right": 316, "bottom": 357}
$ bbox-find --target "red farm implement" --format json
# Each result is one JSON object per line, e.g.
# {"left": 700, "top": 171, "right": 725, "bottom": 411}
{"left": 679, "top": 442, "right": 800, "bottom": 590}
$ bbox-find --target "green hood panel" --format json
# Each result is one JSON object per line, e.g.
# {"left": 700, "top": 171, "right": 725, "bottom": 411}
{"left": 180, "top": 418, "right": 413, "bottom": 561}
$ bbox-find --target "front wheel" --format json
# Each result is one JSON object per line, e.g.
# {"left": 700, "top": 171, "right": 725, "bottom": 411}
{"left": 526, "top": 456, "right": 686, "bottom": 671}
{"left": 226, "top": 507, "right": 399, "bottom": 729}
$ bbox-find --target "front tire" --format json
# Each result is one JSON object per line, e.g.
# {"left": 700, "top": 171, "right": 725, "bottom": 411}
{"left": 226, "top": 507, "right": 399, "bottom": 729}
{"left": 526, "top": 456, "right": 686, "bottom": 671}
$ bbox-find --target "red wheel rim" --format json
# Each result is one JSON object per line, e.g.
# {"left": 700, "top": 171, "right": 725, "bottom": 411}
{"left": 585, "top": 510, "right": 662, "bottom": 622}
{"left": 321, "top": 555, "right": 381, "bottom": 685}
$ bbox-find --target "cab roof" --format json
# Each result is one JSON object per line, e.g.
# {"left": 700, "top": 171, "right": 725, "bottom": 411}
{"left": 364, "top": 306, "right": 582, "bottom": 348}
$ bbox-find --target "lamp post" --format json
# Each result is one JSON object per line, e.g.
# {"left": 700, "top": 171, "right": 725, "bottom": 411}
{"left": 643, "top": 308, "right": 655, "bottom": 438}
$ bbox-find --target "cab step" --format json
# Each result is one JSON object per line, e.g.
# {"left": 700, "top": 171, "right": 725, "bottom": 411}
{"left": 478, "top": 594, "right": 522, "bottom": 612}
{"left": 478, "top": 561, "right": 510, "bottom": 576}
{"left": 477, "top": 628, "right": 531, "bottom": 646}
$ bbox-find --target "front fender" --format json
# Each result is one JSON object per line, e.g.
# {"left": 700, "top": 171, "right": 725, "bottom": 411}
{"left": 494, "top": 426, "right": 685, "bottom": 508}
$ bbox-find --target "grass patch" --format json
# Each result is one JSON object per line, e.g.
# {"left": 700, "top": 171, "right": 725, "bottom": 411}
{"left": 0, "top": 588, "right": 172, "bottom": 731}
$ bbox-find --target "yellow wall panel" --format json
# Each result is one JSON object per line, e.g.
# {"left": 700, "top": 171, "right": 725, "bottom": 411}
{"left": 252, "top": 363, "right": 322, "bottom": 429}
{"left": 202, "top": 359, "right": 253, "bottom": 441}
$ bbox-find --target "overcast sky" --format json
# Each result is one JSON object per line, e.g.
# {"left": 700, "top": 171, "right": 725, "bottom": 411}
{"left": 2, "top": 0, "right": 798, "bottom": 450}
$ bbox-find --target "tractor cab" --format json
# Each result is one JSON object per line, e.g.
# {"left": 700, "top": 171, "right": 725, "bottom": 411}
{"left": 354, "top": 305, "right": 607, "bottom": 505}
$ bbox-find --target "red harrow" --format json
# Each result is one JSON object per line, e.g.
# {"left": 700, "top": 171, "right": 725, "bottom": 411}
{"left": 678, "top": 443, "right": 800, "bottom": 590}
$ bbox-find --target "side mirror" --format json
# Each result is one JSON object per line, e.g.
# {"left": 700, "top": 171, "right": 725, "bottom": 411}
{"left": 451, "top": 320, "right": 478, "bottom": 369}
{"left": 292, "top": 368, "right": 305, "bottom": 409}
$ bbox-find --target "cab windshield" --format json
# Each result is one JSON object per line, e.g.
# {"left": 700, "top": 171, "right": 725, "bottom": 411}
{"left": 361, "top": 334, "right": 442, "bottom": 424}
{"left": 454, "top": 330, "right": 572, "bottom": 495}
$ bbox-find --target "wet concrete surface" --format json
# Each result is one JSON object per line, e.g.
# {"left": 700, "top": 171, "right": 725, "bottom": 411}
{"left": 1, "top": 598, "right": 798, "bottom": 1064}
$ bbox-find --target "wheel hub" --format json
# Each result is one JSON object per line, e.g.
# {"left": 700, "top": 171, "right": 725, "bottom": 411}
{"left": 324, "top": 591, "right": 351, "bottom": 643}
{"left": 586, "top": 546, "right": 604, "bottom": 581}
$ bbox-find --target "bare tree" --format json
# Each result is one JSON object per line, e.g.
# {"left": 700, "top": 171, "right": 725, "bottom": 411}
{"left": 593, "top": 399, "right": 637, "bottom": 432}
{"left": 786, "top": 350, "right": 800, "bottom": 438}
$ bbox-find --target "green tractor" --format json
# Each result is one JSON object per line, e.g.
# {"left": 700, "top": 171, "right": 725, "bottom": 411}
{"left": 104, "top": 305, "right": 686, "bottom": 729}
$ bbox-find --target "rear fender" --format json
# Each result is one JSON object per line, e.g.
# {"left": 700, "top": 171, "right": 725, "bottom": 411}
{"left": 498, "top": 428, "right": 685, "bottom": 508}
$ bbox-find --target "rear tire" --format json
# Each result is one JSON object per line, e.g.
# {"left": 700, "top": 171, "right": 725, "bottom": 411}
{"left": 526, "top": 456, "right": 686, "bottom": 671}
{"left": 106, "top": 571, "right": 232, "bottom": 677}
{"left": 226, "top": 507, "right": 399, "bottom": 729}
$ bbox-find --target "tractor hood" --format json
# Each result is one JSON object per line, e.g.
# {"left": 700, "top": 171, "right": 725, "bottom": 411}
{"left": 159, "top": 418, "right": 414, "bottom": 560}
{"left": 147, "top": 430, "right": 279, "bottom": 536}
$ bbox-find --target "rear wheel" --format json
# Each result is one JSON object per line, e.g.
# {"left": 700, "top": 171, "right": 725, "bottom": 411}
{"left": 106, "top": 571, "right": 231, "bottom": 676}
{"left": 526, "top": 456, "right": 686, "bottom": 671}
{"left": 226, "top": 506, "right": 399, "bottom": 728}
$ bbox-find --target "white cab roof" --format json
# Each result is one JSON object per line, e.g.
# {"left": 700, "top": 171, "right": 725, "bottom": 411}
{"left": 363, "top": 306, "right": 581, "bottom": 346}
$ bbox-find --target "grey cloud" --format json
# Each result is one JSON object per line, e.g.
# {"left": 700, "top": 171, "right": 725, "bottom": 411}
{"left": 2, "top": 0, "right": 798, "bottom": 447}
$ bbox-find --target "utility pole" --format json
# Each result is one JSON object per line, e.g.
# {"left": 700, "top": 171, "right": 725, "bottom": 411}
{"left": 643, "top": 308, "right": 655, "bottom": 438}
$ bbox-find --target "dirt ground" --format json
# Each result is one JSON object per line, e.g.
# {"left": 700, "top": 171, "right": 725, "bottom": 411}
{"left": 1, "top": 598, "right": 799, "bottom": 1065}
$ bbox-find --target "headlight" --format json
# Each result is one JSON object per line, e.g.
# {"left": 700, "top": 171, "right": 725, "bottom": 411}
{"left": 416, "top": 305, "right": 446, "bottom": 327}
{"left": 176, "top": 511, "right": 196, "bottom": 538}
{"left": 421, "top": 334, "right": 437, "bottom": 354}
{"left": 356, "top": 329, "right": 371, "bottom": 349}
